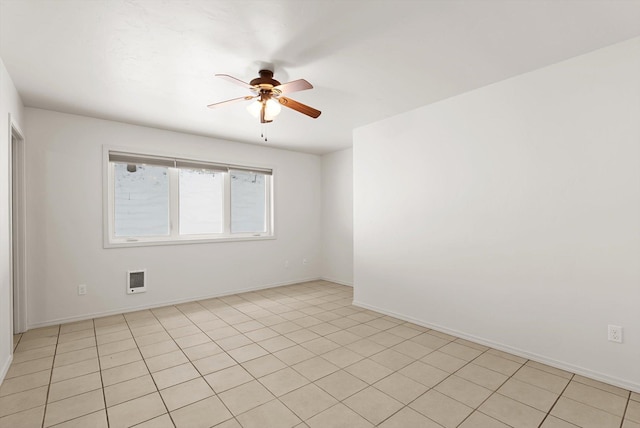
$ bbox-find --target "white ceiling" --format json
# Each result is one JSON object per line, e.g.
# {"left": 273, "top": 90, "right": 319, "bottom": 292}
{"left": 1, "top": 0, "right": 639, "bottom": 154}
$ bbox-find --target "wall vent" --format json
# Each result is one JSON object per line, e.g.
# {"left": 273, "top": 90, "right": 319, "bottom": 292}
{"left": 127, "top": 269, "right": 147, "bottom": 294}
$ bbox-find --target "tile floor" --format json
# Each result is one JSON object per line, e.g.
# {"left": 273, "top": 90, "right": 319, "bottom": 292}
{"left": 0, "top": 281, "right": 638, "bottom": 428}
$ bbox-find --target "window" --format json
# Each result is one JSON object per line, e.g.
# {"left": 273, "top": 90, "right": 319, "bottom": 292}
{"left": 105, "top": 150, "right": 273, "bottom": 246}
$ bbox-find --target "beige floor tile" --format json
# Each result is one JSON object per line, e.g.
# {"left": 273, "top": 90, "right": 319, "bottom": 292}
{"left": 104, "top": 374, "right": 157, "bottom": 407}
{"left": 439, "top": 342, "right": 483, "bottom": 362}
{"left": 218, "top": 380, "right": 275, "bottom": 415}
{"left": 181, "top": 341, "right": 223, "bottom": 361}
{"left": 524, "top": 361, "right": 572, "bottom": 379}
{"left": 234, "top": 320, "right": 265, "bottom": 333}
{"left": 324, "top": 331, "right": 361, "bottom": 346}
{"left": 421, "top": 350, "right": 468, "bottom": 373}
{"left": 343, "top": 386, "right": 403, "bottom": 425}
{"left": 454, "top": 338, "right": 488, "bottom": 352}
{"left": 216, "top": 334, "right": 253, "bottom": 351}
{"left": 12, "top": 345, "right": 56, "bottom": 364}
{"left": 139, "top": 340, "right": 180, "bottom": 359}
{"left": 369, "top": 348, "right": 414, "bottom": 371}
{"left": 345, "top": 339, "right": 386, "bottom": 357}
{"left": 486, "top": 349, "right": 528, "bottom": 364}
{"left": 455, "top": 363, "right": 509, "bottom": 390}
{"left": 631, "top": 392, "right": 640, "bottom": 402}
{"left": 497, "top": 378, "right": 559, "bottom": 412}
{"left": 280, "top": 383, "right": 338, "bottom": 420}
{"left": 205, "top": 326, "right": 240, "bottom": 340}
{"left": 435, "top": 374, "right": 492, "bottom": 408}
{"left": 368, "top": 331, "right": 405, "bottom": 347}
{"left": 204, "top": 365, "right": 254, "bottom": 393}
{"left": 374, "top": 372, "right": 429, "bottom": 404}
{"left": 242, "top": 354, "right": 288, "bottom": 378}
{"left": 245, "top": 327, "right": 280, "bottom": 342}
{"left": 572, "top": 375, "right": 630, "bottom": 397}
{"left": 167, "top": 325, "right": 200, "bottom": 339}
{"left": 97, "top": 330, "right": 133, "bottom": 345}
{"left": 410, "top": 332, "right": 451, "bottom": 350}
{"left": 345, "top": 358, "right": 393, "bottom": 384}
{"left": 399, "top": 361, "right": 449, "bottom": 388}
{"left": 58, "top": 329, "right": 95, "bottom": 344}
{"left": 274, "top": 345, "right": 315, "bottom": 366}
{"left": 135, "top": 331, "right": 172, "bottom": 348}
{"left": 99, "top": 348, "right": 142, "bottom": 370}
{"left": 192, "top": 352, "right": 236, "bottom": 375}
{"left": 259, "top": 367, "right": 309, "bottom": 397}
{"left": 43, "top": 389, "right": 104, "bottom": 427}
{"left": 458, "top": 411, "right": 511, "bottom": 428}
{"left": 315, "top": 370, "right": 368, "bottom": 401}
{"left": 623, "top": 420, "right": 640, "bottom": 428}
{"left": 101, "top": 360, "right": 149, "bottom": 386}
{"left": 378, "top": 406, "right": 443, "bottom": 428}
{"left": 56, "top": 337, "right": 96, "bottom": 355}
{"left": 59, "top": 320, "right": 94, "bottom": 334}
{"left": 479, "top": 393, "right": 546, "bottom": 428}
{"left": 129, "top": 323, "right": 165, "bottom": 338}
{"left": 0, "top": 405, "right": 44, "bottom": 428}
{"left": 15, "top": 336, "right": 57, "bottom": 352}
{"left": 473, "top": 353, "right": 523, "bottom": 376}
{"left": 175, "top": 333, "right": 211, "bottom": 349}
{"left": 550, "top": 396, "right": 622, "bottom": 428}
{"left": 107, "top": 392, "right": 166, "bottom": 428}
{"left": 306, "top": 403, "right": 373, "bottom": 428}
{"left": 512, "top": 366, "right": 569, "bottom": 394}
{"left": 410, "top": 390, "right": 473, "bottom": 428}
{"left": 152, "top": 362, "right": 200, "bottom": 389}
{"left": 48, "top": 372, "right": 103, "bottom": 403}
{"left": 540, "top": 415, "right": 582, "bottom": 427}
{"left": 237, "top": 399, "right": 301, "bottom": 428}
{"left": 159, "top": 377, "right": 214, "bottom": 411}
{"left": 301, "top": 337, "right": 341, "bottom": 355}
{"left": 392, "top": 340, "right": 434, "bottom": 359}
{"left": 387, "top": 324, "right": 423, "bottom": 339}
{"left": 6, "top": 356, "right": 53, "bottom": 379}
{"left": 51, "top": 357, "right": 99, "bottom": 383}
{"left": 292, "top": 356, "right": 339, "bottom": 381}
{"left": 228, "top": 343, "right": 268, "bottom": 363}
{"left": 49, "top": 410, "right": 108, "bottom": 428}
{"left": 131, "top": 413, "right": 175, "bottom": 428}
{"left": 145, "top": 349, "right": 189, "bottom": 373}
{"left": 0, "top": 369, "right": 51, "bottom": 397}
{"left": 54, "top": 347, "right": 97, "bottom": 367}
{"left": 321, "top": 347, "right": 363, "bottom": 368}
{"left": 627, "top": 400, "right": 640, "bottom": 423}
{"left": 346, "top": 324, "right": 381, "bottom": 338}
{"left": 20, "top": 326, "right": 59, "bottom": 341}
{"left": 97, "top": 338, "right": 137, "bottom": 357}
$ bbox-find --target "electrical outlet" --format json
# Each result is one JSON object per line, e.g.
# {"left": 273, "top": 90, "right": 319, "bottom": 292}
{"left": 608, "top": 325, "right": 623, "bottom": 343}
{"left": 78, "top": 284, "right": 87, "bottom": 296}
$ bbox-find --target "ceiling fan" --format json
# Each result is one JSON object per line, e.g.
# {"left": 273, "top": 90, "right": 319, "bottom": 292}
{"left": 207, "top": 69, "right": 321, "bottom": 125}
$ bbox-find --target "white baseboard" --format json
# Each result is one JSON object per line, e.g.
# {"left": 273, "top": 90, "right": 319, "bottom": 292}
{"left": 320, "top": 276, "right": 353, "bottom": 287}
{"left": 353, "top": 300, "right": 640, "bottom": 394}
{"left": 0, "top": 354, "right": 13, "bottom": 386}
{"left": 27, "top": 277, "right": 322, "bottom": 330}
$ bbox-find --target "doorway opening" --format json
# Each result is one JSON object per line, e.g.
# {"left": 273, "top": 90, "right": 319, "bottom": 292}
{"left": 9, "top": 115, "right": 26, "bottom": 335}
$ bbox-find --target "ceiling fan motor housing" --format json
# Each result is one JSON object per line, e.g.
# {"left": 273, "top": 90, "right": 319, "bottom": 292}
{"left": 250, "top": 70, "right": 281, "bottom": 89}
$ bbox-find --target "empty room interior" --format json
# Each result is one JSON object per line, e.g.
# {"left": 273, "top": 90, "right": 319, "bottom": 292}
{"left": 1, "top": 1, "right": 639, "bottom": 427}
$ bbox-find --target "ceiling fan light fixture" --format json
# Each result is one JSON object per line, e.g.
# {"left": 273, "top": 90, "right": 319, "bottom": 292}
{"left": 246, "top": 98, "right": 281, "bottom": 121}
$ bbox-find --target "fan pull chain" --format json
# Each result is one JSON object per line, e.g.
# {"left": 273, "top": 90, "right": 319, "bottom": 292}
{"left": 260, "top": 124, "right": 268, "bottom": 142}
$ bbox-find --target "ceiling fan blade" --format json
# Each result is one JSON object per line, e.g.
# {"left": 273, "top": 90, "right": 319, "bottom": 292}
{"left": 207, "top": 96, "right": 255, "bottom": 109}
{"left": 278, "top": 96, "right": 321, "bottom": 118}
{"left": 274, "top": 79, "right": 313, "bottom": 95}
{"left": 215, "top": 74, "right": 254, "bottom": 90}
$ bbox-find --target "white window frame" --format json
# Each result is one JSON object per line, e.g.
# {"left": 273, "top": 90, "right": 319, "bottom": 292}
{"left": 103, "top": 146, "right": 275, "bottom": 248}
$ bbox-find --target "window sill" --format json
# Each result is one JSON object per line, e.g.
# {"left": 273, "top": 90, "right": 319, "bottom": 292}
{"left": 104, "top": 234, "right": 276, "bottom": 249}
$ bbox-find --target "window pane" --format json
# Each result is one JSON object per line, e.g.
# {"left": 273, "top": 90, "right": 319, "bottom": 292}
{"left": 114, "top": 163, "right": 169, "bottom": 237}
{"left": 179, "top": 168, "right": 224, "bottom": 235}
{"left": 231, "top": 171, "right": 266, "bottom": 233}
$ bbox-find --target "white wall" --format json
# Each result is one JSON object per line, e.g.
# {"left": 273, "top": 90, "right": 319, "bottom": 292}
{"left": 353, "top": 37, "right": 640, "bottom": 391}
{"left": 0, "top": 58, "right": 25, "bottom": 382}
{"left": 321, "top": 148, "right": 353, "bottom": 285}
{"left": 24, "top": 108, "right": 321, "bottom": 327}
